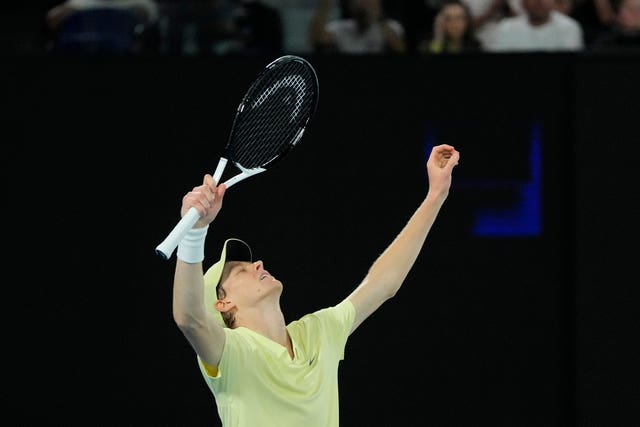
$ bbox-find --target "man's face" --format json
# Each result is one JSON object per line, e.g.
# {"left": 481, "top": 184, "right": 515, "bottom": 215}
{"left": 442, "top": 3, "right": 469, "bottom": 40}
{"left": 619, "top": 0, "right": 640, "bottom": 31}
{"left": 523, "top": 0, "right": 555, "bottom": 22}
{"left": 219, "top": 260, "right": 282, "bottom": 308}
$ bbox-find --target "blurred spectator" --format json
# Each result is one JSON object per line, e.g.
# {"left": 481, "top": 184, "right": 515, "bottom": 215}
{"left": 267, "top": 0, "right": 334, "bottom": 53}
{"left": 484, "top": 0, "right": 585, "bottom": 51}
{"left": 462, "top": 0, "right": 518, "bottom": 48}
{"left": 309, "top": 0, "right": 407, "bottom": 54}
{"left": 591, "top": 0, "right": 640, "bottom": 50}
{"left": 179, "top": 0, "right": 241, "bottom": 55}
{"left": 155, "top": 0, "right": 238, "bottom": 55}
{"left": 45, "top": 0, "right": 160, "bottom": 53}
{"left": 418, "top": 0, "right": 482, "bottom": 53}
{"left": 233, "top": 0, "right": 283, "bottom": 55}
{"left": 158, "top": 0, "right": 282, "bottom": 56}
{"left": 405, "top": 0, "right": 450, "bottom": 53}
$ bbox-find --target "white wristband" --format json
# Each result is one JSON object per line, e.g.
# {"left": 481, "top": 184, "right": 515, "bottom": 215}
{"left": 177, "top": 226, "right": 209, "bottom": 264}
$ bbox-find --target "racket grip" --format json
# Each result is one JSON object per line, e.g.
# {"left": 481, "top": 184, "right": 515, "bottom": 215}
{"left": 155, "top": 207, "right": 201, "bottom": 260}
{"left": 213, "top": 158, "right": 227, "bottom": 184}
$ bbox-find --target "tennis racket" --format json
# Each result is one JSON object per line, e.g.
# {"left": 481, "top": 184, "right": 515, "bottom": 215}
{"left": 155, "top": 55, "right": 319, "bottom": 260}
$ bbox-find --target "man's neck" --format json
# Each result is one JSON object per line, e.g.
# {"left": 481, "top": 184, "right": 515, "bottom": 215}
{"left": 528, "top": 13, "right": 551, "bottom": 27}
{"left": 238, "top": 307, "right": 290, "bottom": 350}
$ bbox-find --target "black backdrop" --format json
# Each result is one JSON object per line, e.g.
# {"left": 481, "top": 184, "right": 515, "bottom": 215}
{"left": 3, "top": 53, "right": 638, "bottom": 426}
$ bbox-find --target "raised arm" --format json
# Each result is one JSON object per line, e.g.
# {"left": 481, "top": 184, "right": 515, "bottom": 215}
{"left": 172, "top": 174, "right": 227, "bottom": 367}
{"left": 346, "top": 144, "right": 460, "bottom": 333}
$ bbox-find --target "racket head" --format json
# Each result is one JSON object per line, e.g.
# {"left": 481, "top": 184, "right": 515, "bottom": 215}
{"left": 225, "top": 55, "right": 319, "bottom": 171}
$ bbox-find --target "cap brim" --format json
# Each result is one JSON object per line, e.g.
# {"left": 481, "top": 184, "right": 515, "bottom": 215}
{"left": 203, "top": 238, "right": 252, "bottom": 326}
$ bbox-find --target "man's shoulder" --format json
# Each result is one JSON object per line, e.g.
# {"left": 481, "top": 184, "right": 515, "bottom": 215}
{"left": 290, "top": 300, "right": 355, "bottom": 328}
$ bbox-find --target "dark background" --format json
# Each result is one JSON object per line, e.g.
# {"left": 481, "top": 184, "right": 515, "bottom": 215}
{"left": 3, "top": 52, "right": 639, "bottom": 426}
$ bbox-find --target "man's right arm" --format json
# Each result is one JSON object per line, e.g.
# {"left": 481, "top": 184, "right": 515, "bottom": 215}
{"left": 172, "top": 174, "right": 227, "bottom": 367}
{"left": 173, "top": 259, "right": 226, "bottom": 367}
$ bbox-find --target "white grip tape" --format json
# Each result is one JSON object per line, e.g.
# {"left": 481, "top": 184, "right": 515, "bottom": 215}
{"left": 155, "top": 207, "right": 201, "bottom": 260}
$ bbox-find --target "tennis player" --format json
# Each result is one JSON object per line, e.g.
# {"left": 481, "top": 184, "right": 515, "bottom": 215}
{"left": 172, "top": 143, "right": 460, "bottom": 426}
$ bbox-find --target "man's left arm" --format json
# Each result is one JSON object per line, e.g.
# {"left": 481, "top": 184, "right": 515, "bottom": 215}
{"left": 345, "top": 145, "right": 459, "bottom": 333}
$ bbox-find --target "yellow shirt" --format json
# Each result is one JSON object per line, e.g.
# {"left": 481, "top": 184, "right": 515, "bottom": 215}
{"left": 197, "top": 299, "right": 356, "bottom": 427}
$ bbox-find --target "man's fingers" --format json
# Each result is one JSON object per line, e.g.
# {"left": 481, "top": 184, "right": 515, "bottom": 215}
{"left": 445, "top": 150, "right": 460, "bottom": 170}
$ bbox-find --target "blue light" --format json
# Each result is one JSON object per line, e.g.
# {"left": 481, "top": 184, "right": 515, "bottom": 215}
{"left": 472, "top": 122, "right": 541, "bottom": 237}
{"left": 424, "top": 121, "right": 542, "bottom": 237}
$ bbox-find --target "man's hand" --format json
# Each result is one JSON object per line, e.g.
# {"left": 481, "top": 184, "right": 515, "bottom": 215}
{"left": 181, "top": 174, "right": 226, "bottom": 228}
{"left": 426, "top": 144, "right": 460, "bottom": 200}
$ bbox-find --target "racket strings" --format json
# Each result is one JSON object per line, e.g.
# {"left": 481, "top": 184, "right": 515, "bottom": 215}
{"left": 230, "top": 61, "right": 318, "bottom": 169}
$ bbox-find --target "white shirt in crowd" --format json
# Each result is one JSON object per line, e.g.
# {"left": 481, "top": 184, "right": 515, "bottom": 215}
{"left": 484, "top": 10, "right": 584, "bottom": 51}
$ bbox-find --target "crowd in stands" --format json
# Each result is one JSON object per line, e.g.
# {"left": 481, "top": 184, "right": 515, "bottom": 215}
{"left": 41, "top": 0, "right": 640, "bottom": 55}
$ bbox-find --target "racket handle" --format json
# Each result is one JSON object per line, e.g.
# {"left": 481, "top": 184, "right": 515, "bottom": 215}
{"left": 156, "top": 157, "right": 229, "bottom": 260}
{"left": 213, "top": 158, "right": 227, "bottom": 184}
{"left": 155, "top": 207, "right": 201, "bottom": 260}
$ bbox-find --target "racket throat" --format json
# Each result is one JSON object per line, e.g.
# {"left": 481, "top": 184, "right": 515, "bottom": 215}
{"left": 225, "top": 164, "right": 266, "bottom": 188}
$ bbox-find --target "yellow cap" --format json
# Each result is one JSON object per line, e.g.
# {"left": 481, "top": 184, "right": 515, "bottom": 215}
{"left": 203, "top": 238, "right": 253, "bottom": 326}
